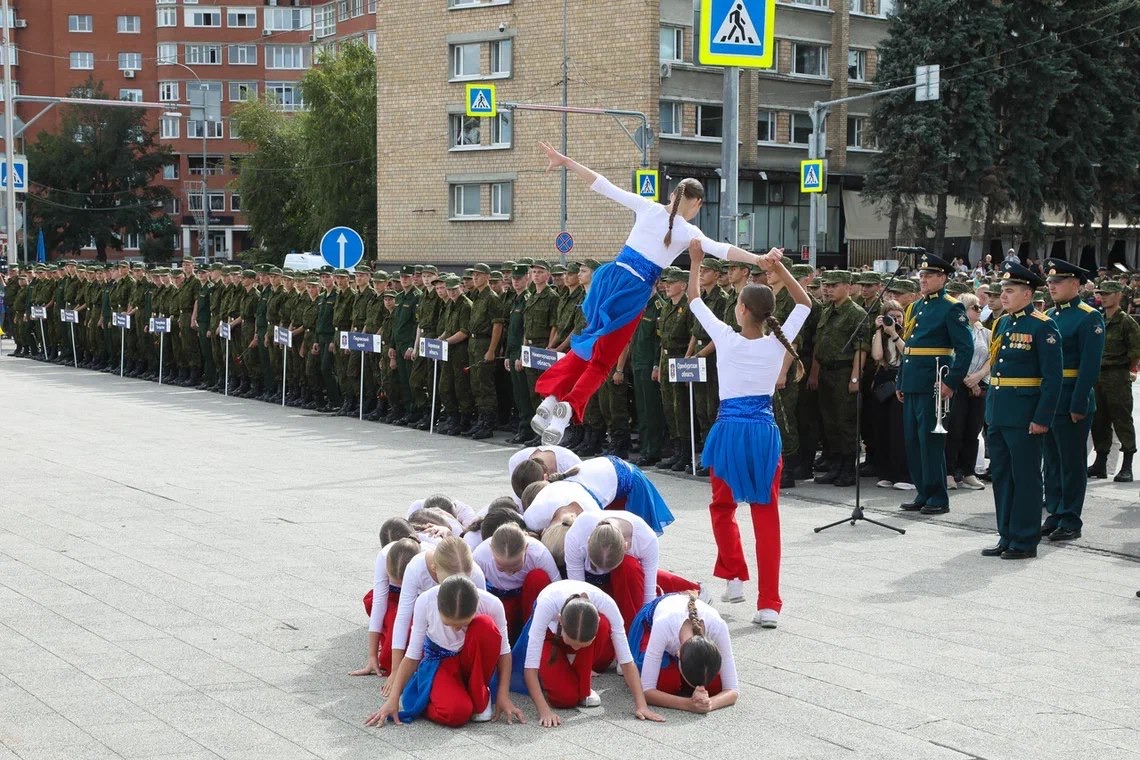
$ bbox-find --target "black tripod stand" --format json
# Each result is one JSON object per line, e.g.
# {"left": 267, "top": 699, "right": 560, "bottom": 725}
{"left": 814, "top": 248, "right": 923, "bottom": 535}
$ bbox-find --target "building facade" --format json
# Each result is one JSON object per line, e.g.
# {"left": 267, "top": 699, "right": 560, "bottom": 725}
{"left": 3, "top": 0, "right": 376, "bottom": 261}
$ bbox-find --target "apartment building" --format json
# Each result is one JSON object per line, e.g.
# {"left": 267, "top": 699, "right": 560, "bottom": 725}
{"left": 3, "top": 0, "right": 376, "bottom": 260}
{"left": 377, "top": 0, "right": 894, "bottom": 265}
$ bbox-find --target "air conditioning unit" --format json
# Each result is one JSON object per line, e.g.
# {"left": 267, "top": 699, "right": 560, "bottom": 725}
{"left": 262, "top": 29, "right": 271, "bottom": 36}
{"left": 308, "top": 34, "right": 316, "bottom": 42}
{"left": 660, "top": 62, "right": 673, "bottom": 78}
{"left": 14, "top": 19, "right": 27, "bottom": 28}
{"left": 123, "top": 69, "right": 136, "bottom": 79}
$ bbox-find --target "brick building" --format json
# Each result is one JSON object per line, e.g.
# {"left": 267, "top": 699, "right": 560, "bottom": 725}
{"left": 3, "top": 0, "right": 376, "bottom": 261}
{"left": 377, "top": 0, "right": 894, "bottom": 266}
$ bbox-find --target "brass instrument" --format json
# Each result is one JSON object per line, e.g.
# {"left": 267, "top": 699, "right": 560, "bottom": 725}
{"left": 932, "top": 360, "right": 950, "bottom": 434}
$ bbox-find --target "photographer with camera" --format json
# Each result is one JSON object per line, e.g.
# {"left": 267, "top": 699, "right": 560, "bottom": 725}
{"left": 869, "top": 302, "right": 912, "bottom": 490}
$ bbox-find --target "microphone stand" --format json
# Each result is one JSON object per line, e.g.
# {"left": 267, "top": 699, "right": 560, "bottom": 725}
{"left": 814, "top": 249, "right": 920, "bottom": 535}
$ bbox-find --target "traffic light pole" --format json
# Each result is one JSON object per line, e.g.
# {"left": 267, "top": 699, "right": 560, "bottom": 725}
{"left": 2, "top": 0, "right": 18, "bottom": 265}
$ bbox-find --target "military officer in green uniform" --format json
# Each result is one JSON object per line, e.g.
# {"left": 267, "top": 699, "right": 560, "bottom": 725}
{"left": 315, "top": 270, "right": 342, "bottom": 411}
{"left": 981, "top": 260, "right": 1062, "bottom": 560}
{"left": 390, "top": 265, "right": 421, "bottom": 424}
{"left": 463, "top": 263, "right": 504, "bottom": 439}
{"left": 630, "top": 283, "right": 667, "bottom": 466}
{"left": 409, "top": 272, "right": 447, "bottom": 430}
{"left": 505, "top": 265, "right": 534, "bottom": 444}
{"left": 896, "top": 254, "right": 974, "bottom": 514}
{"left": 193, "top": 267, "right": 216, "bottom": 389}
{"left": 689, "top": 257, "right": 727, "bottom": 474}
{"left": 522, "top": 260, "right": 560, "bottom": 419}
{"left": 437, "top": 275, "right": 475, "bottom": 435}
{"left": 655, "top": 268, "right": 695, "bottom": 473}
{"left": 1088, "top": 280, "right": 1140, "bottom": 483}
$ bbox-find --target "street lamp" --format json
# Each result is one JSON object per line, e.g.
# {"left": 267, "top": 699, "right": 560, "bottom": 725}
{"left": 162, "top": 60, "right": 211, "bottom": 261}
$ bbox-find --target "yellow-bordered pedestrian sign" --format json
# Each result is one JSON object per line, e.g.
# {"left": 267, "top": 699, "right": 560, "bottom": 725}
{"left": 698, "top": 0, "right": 776, "bottom": 69}
{"left": 800, "top": 160, "right": 824, "bottom": 193}
{"left": 634, "top": 169, "right": 659, "bottom": 200}
{"left": 465, "top": 83, "right": 497, "bottom": 118}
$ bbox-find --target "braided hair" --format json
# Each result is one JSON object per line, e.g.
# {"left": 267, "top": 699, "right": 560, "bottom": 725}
{"left": 663, "top": 178, "right": 705, "bottom": 248}
{"left": 677, "top": 591, "right": 721, "bottom": 689}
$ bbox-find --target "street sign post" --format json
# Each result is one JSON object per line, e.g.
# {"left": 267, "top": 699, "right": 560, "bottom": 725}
{"left": 555, "top": 231, "right": 574, "bottom": 256}
{"left": 274, "top": 326, "right": 292, "bottom": 406}
{"left": 0, "top": 155, "right": 28, "bottom": 193}
{"left": 61, "top": 308, "right": 79, "bottom": 367}
{"left": 668, "top": 357, "right": 707, "bottom": 476}
{"left": 340, "top": 331, "right": 383, "bottom": 420}
{"left": 697, "top": 0, "right": 776, "bottom": 68}
{"left": 318, "top": 226, "right": 365, "bottom": 270}
{"left": 150, "top": 317, "right": 172, "bottom": 384}
{"left": 465, "top": 83, "right": 497, "bottom": 118}
{"left": 218, "top": 320, "right": 232, "bottom": 395}
{"left": 800, "top": 159, "right": 824, "bottom": 193}
{"left": 419, "top": 338, "right": 449, "bottom": 433}
{"left": 30, "top": 305, "right": 46, "bottom": 358}
{"left": 634, "top": 169, "right": 659, "bottom": 201}
{"left": 112, "top": 313, "right": 131, "bottom": 376}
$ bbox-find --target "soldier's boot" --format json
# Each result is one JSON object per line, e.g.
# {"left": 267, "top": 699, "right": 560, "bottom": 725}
{"left": 657, "top": 439, "right": 681, "bottom": 469}
{"left": 833, "top": 460, "right": 856, "bottom": 488}
{"left": 577, "top": 427, "right": 605, "bottom": 458}
{"left": 1114, "top": 452, "right": 1134, "bottom": 483}
{"left": 471, "top": 412, "right": 496, "bottom": 440}
{"left": 607, "top": 433, "right": 632, "bottom": 461}
{"left": 1087, "top": 451, "right": 1109, "bottom": 479}
{"left": 450, "top": 413, "right": 471, "bottom": 436}
{"left": 459, "top": 414, "right": 482, "bottom": 437}
{"left": 670, "top": 445, "right": 693, "bottom": 473}
{"left": 188, "top": 368, "right": 202, "bottom": 388}
{"left": 560, "top": 424, "right": 584, "bottom": 451}
{"left": 780, "top": 454, "right": 799, "bottom": 489}
{"left": 343, "top": 397, "right": 359, "bottom": 416}
{"left": 814, "top": 458, "right": 840, "bottom": 485}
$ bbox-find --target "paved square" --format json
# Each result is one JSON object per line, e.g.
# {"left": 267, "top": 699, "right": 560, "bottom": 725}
{"left": 1, "top": 358, "right": 1137, "bottom": 760}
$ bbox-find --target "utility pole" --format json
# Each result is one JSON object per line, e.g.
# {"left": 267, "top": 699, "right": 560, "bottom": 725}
{"left": 720, "top": 68, "right": 739, "bottom": 248}
{"left": 559, "top": 0, "right": 569, "bottom": 264}
{"left": 2, "top": 0, "right": 18, "bottom": 266}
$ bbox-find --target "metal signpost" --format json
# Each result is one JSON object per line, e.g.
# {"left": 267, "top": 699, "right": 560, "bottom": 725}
{"left": 149, "top": 316, "right": 172, "bottom": 384}
{"left": 60, "top": 308, "right": 79, "bottom": 367}
{"left": 418, "top": 338, "right": 448, "bottom": 434}
{"left": 112, "top": 313, "right": 131, "bottom": 376}
{"left": 340, "top": 331, "right": 383, "bottom": 420}
{"left": 668, "top": 357, "right": 707, "bottom": 476}
{"left": 274, "top": 326, "right": 292, "bottom": 406}
{"left": 29, "top": 305, "right": 46, "bottom": 358}
{"left": 218, "top": 320, "right": 232, "bottom": 396}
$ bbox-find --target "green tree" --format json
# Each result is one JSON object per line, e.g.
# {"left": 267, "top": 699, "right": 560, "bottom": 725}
{"left": 25, "top": 80, "right": 174, "bottom": 261}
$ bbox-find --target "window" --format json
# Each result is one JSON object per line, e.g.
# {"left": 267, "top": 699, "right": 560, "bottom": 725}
{"left": 159, "top": 81, "right": 180, "bottom": 102}
{"left": 339, "top": 0, "right": 350, "bottom": 21}
{"left": 848, "top": 49, "right": 866, "bottom": 81}
{"left": 351, "top": 0, "right": 365, "bottom": 17}
{"left": 491, "top": 112, "right": 512, "bottom": 147}
{"left": 491, "top": 39, "right": 512, "bottom": 76}
{"left": 228, "top": 118, "right": 243, "bottom": 140}
{"left": 315, "top": 4, "right": 337, "bottom": 38}
{"left": 266, "top": 45, "right": 310, "bottom": 69}
{"left": 451, "top": 114, "right": 481, "bottom": 148}
{"left": 117, "top": 16, "right": 141, "bottom": 33}
{"left": 189, "top": 156, "right": 225, "bottom": 176}
{"left": 68, "top": 15, "right": 93, "bottom": 33}
{"left": 189, "top": 120, "right": 224, "bottom": 139}
{"left": 124, "top": 232, "right": 141, "bottom": 251}
{"left": 163, "top": 163, "right": 179, "bottom": 180}
{"left": 227, "top": 8, "right": 257, "bottom": 28}
{"left": 879, "top": 0, "right": 897, "bottom": 16}
{"left": 160, "top": 116, "right": 180, "bottom": 139}
{"left": 697, "top": 105, "right": 723, "bottom": 138}
{"left": 73, "top": 125, "right": 95, "bottom": 143}
{"left": 208, "top": 193, "right": 226, "bottom": 212}
{"left": 118, "top": 52, "right": 142, "bottom": 71}
{"left": 266, "top": 82, "right": 304, "bottom": 111}
{"left": 229, "top": 81, "right": 257, "bottom": 102}
{"left": 0, "top": 81, "right": 19, "bottom": 101}
{"left": 157, "top": 7, "right": 177, "bottom": 27}
{"left": 367, "top": 30, "right": 377, "bottom": 52}
{"left": 188, "top": 193, "right": 204, "bottom": 212}
{"left": 228, "top": 44, "right": 257, "bottom": 65}
{"left": 659, "top": 26, "right": 683, "bottom": 63}
{"left": 163, "top": 198, "right": 181, "bottom": 215}
{"left": 659, "top": 101, "right": 682, "bottom": 136}
{"left": 847, "top": 116, "right": 874, "bottom": 148}
{"left": 185, "top": 8, "right": 221, "bottom": 27}
{"left": 451, "top": 184, "right": 481, "bottom": 217}
{"left": 185, "top": 44, "right": 222, "bottom": 65}
{"left": 757, "top": 109, "right": 776, "bottom": 142}
{"left": 264, "top": 7, "right": 311, "bottom": 31}
{"left": 69, "top": 52, "right": 94, "bottom": 70}
{"left": 0, "top": 46, "right": 17, "bottom": 66}
{"left": 793, "top": 44, "right": 828, "bottom": 77}
{"left": 791, "top": 113, "right": 825, "bottom": 144}
{"left": 792, "top": 0, "right": 828, "bottom": 6}
{"left": 491, "top": 182, "right": 512, "bottom": 218}
{"left": 119, "top": 89, "right": 143, "bottom": 103}
{"left": 451, "top": 43, "right": 480, "bottom": 79}
{"left": 231, "top": 193, "right": 242, "bottom": 212}
{"left": 157, "top": 43, "right": 178, "bottom": 65}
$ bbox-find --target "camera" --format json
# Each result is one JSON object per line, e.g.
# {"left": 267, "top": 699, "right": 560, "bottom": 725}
{"left": 498, "top": 22, "right": 507, "bottom": 32}
{"left": 881, "top": 315, "right": 895, "bottom": 328}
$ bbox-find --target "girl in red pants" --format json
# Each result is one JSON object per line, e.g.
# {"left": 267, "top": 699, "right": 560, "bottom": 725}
{"left": 472, "top": 524, "right": 560, "bottom": 643}
{"left": 507, "top": 580, "right": 664, "bottom": 728}
{"left": 364, "top": 576, "right": 525, "bottom": 727}
{"left": 628, "top": 592, "right": 739, "bottom": 713}
{"left": 530, "top": 142, "right": 774, "bottom": 446}
{"left": 685, "top": 244, "right": 812, "bottom": 628}
{"left": 562, "top": 510, "right": 705, "bottom": 627}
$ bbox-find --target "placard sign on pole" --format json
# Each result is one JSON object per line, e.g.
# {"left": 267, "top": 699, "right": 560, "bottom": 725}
{"left": 150, "top": 317, "right": 172, "bottom": 384}
{"left": 61, "top": 309, "right": 79, "bottom": 368}
{"left": 418, "top": 338, "right": 449, "bottom": 434}
{"left": 112, "top": 313, "right": 131, "bottom": 376}
{"left": 340, "top": 331, "right": 383, "bottom": 420}
{"left": 520, "top": 345, "right": 565, "bottom": 371}
{"left": 274, "top": 326, "right": 292, "bottom": 407}
{"left": 30, "top": 305, "right": 47, "bottom": 358}
{"left": 668, "top": 357, "right": 707, "bottom": 476}
{"left": 218, "top": 321, "right": 232, "bottom": 396}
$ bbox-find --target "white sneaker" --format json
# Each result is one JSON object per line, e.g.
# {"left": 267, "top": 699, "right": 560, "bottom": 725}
{"left": 471, "top": 701, "right": 494, "bottom": 722}
{"left": 946, "top": 476, "right": 958, "bottom": 490}
{"left": 540, "top": 402, "right": 573, "bottom": 445}
{"left": 697, "top": 583, "right": 714, "bottom": 606}
{"left": 753, "top": 609, "right": 779, "bottom": 629}
{"left": 579, "top": 689, "right": 602, "bottom": 708}
{"left": 531, "top": 395, "right": 558, "bottom": 435}
{"left": 960, "top": 475, "right": 985, "bottom": 490}
{"left": 721, "top": 579, "right": 745, "bottom": 603}
{"left": 893, "top": 482, "right": 916, "bottom": 491}
{"left": 876, "top": 479, "right": 894, "bottom": 489}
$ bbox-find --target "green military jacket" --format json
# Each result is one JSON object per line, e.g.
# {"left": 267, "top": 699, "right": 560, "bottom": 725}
{"left": 316, "top": 289, "right": 337, "bottom": 336}
{"left": 897, "top": 289, "right": 973, "bottom": 392}
{"left": 692, "top": 285, "right": 727, "bottom": 348}
{"left": 553, "top": 287, "right": 585, "bottom": 344}
{"left": 1046, "top": 296, "right": 1105, "bottom": 417}
{"left": 523, "top": 285, "right": 559, "bottom": 345}
{"left": 657, "top": 294, "right": 692, "bottom": 361}
{"left": 632, "top": 293, "right": 664, "bottom": 371}
{"left": 175, "top": 278, "right": 199, "bottom": 315}
{"left": 814, "top": 297, "right": 869, "bottom": 367}
{"left": 985, "top": 305, "right": 1062, "bottom": 428}
{"left": 392, "top": 287, "right": 421, "bottom": 348}
{"left": 1100, "top": 309, "right": 1140, "bottom": 368}
{"left": 467, "top": 286, "right": 503, "bottom": 340}
{"left": 506, "top": 290, "right": 528, "bottom": 360}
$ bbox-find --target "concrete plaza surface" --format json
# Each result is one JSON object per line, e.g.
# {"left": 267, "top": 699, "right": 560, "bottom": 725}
{"left": 0, "top": 356, "right": 1137, "bottom": 760}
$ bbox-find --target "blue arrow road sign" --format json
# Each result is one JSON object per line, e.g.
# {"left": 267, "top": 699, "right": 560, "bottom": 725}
{"left": 699, "top": 0, "right": 776, "bottom": 68}
{"left": 319, "top": 226, "right": 365, "bottom": 270}
{"left": 555, "top": 231, "right": 574, "bottom": 255}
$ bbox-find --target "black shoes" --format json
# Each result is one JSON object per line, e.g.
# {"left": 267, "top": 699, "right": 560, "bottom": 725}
{"left": 1087, "top": 452, "right": 1108, "bottom": 479}
{"left": 899, "top": 502, "right": 924, "bottom": 512}
{"left": 1047, "top": 528, "right": 1081, "bottom": 542}
{"left": 1114, "top": 453, "right": 1133, "bottom": 483}
{"left": 919, "top": 505, "right": 949, "bottom": 515}
{"left": 1040, "top": 523, "right": 1058, "bottom": 537}
{"left": 981, "top": 545, "right": 1006, "bottom": 557}
{"left": 1000, "top": 548, "right": 1037, "bottom": 560}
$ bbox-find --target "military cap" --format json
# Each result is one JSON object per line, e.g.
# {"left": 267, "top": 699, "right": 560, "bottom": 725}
{"left": 400, "top": 265, "right": 415, "bottom": 276}
{"left": 550, "top": 264, "right": 567, "bottom": 275}
{"left": 353, "top": 263, "right": 371, "bottom": 273}
{"left": 725, "top": 258, "right": 751, "bottom": 270}
{"left": 781, "top": 255, "right": 795, "bottom": 270}
{"left": 306, "top": 275, "right": 321, "bottom": 285}
{"left": 131, "top": 262, "right": 146, "bottom": 270}
{"left": 511, "top": 264, "right": 530, "bottom": 278}
{"left": 518, "top": 257, "right": 535, "bottom": 266}
{"left": 750, "top": 265, "right": 764, "bottom": 275}
{"left": 472, "top": 263, "right": 492, "bottom": 275}
{"left": 501, "top": 260, "right": 517, "bottom": 270}
{"left": 443, "top": 274, "right": 462, "bottom": 288}
{"left": 945, "top": 281, "right": 970, "bottom": 296}
{"left": 254, "top": 263, "right": 270, "bottom": 273}
{"left": 489, "top": 271, "right": 504, "bottom": 282}
{"left": 1043, "top": 258, "right": 1090, "bottom": 284}
{"left": 1095, "top": 280, "right": 1123, "bottom": 294}
{"left": 699, "top": 257, "right": 724, "bottom": 273}
{"left": 152, "top": 267, "right": 168, "bottom": 275}
{"left": 855, "top": 272, "right": 880, "bottom": 286}
{"left": 374, "top": 269, "right": 388, "bottom": 279}
{"left": 1000, "top": 259, "right": 1045, "bottom": 288}
{"left": 791, "top": 264, "right": 814, "bottom": 279}
{"left": 530, "top": 259, "right": 551, "bottom": 271}
{"left": 1033, "top": 288, "right": 1048, "bottom": 302}
{"left": 239, "top": 269, "right": 255, "bottom": 279}
{"left": 171, "top": 268, "right": 186, "bottom": 277}
{"left": 333, "top": 267, "right": 350, "bottom": 277}
{"left": 985, "top": 282, "right": 1003, "bottom": 297}
{"left": 661, "top": 268, "right": 688, "bottom": 283}
{"left": 422, "top": 264, "right": 439, "bottom": 274}
{"left": 371, "top": 272, "right": 389, "bottom": 283}
{"left": 117, "top": 260, "right": 131, "bottom": 267}
{"left": 414, "top": 265, "right": 425, "bottom": 274}
{"left": 819, "top": 269, "right": 851, "bottom": 285}
{"left": 382, "top": 288, "right": 397, "bottom": 298}
{"left": 916, "top": 252, "right": 954, "bottom": 275}
{"left": 581, "top": 258, "right": 602, "bottom": 271}
{"left": 427, "top": 273, "right": 443, "bottom": 285}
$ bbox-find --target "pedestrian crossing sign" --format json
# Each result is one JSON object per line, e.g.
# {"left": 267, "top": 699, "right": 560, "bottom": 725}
{"left": 800, "top": 159, "right": 824, "bottom": 193}
{"left": 465, "top": 84, "right": 497, "bottom": 118}
{"left": 698, "top": 0, "right": 776, "bottom": 68}
{"left": 634, "top": 169, "right": 659, "bottom": 200}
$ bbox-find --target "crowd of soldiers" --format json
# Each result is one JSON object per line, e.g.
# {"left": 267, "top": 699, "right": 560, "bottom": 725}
{"left": 2, "top": 256, "right": 1138, "bottom": 491}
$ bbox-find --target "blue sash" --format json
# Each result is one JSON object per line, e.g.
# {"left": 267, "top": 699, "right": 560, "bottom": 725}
{"left": 570, "top": 246, "right": 662, "bottom": 360}
{"left": 607, "top": 456, "right": 675, "bottom": 535}
{"left": 396, "top": 638, "right": 458, "bottom": 723}
{"left": 701, "top": 395, "right": 781, "bottom": 505}
{"left": 486, "top": 582, "right": 522, "bottom": 600}
{"left": 498, "top": 617, "right": 535, "bottom": 695}
{"left": 627, "top": 594, "right": 678, "bottom": 672}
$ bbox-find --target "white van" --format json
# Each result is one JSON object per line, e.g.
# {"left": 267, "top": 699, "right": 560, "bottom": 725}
{"left": 283, "top": 253, "right": 326, "bottom": 271}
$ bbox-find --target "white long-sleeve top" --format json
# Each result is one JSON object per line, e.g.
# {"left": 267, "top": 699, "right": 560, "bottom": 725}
{"left": 562, "top": 457, "right": 619, "bottom": 505}
{"left": 391, "top": 553, "right": 487, "bottom": 651}
{"left": 367, "top": 539, "right": 432, "bottom": 634}
{"left": 523, "top": 580, "right": 633, "bottom": 669}
{"left": 590, "top": 176, "right": 732, "bottom": 269}
{"left": 690, "top": 299, "right": 810, "bottom": 398}
{"left": 473, "top": 536, "right": 562, "bottom": 591}
{"left": 564, "top": 511, "right": 658, "bottom": 605}
{"left": 639, "top": 595, "right": 738, "bottom": 692}
{"left": 523, "top": 481, "right": 603, "bottom": 533}
{"left": 508, "top": 446, "right": 582, "bottom": 479}
{"left": 406, "top": 586, "right": 511, "bottom": 660}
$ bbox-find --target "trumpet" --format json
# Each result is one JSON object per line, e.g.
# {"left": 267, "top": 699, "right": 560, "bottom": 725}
{"left": 931, "top": 360, "right": 950, "bottom": 434}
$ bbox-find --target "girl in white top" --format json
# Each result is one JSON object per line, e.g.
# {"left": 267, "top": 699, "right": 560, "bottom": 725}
{"left": 364, "top": 576, "right": 525, "bottom": 728}
{"left": 686, "top": 242, "right": 812, "bottom": 629}
{"left": 461, "top": 498, "right": 528, "bottom": 551}
{"left": 473, "top": 524, "right": 561, "bottom": 641}
{"left": 529, "top": 142, "right": 776, "bottom": 447}
{"left": 521, "top": 479, "right": 602, "bottom": 533}
{"left": 628, "top": 593, "right": 739, "bottom": 714}
{"left": 404, "top": 494, "right": 478, "bottom": 531}
{"left": 508, "top": 445, "right": 581, "bottom": 485}
{"left": 508, "top": 579, "right": 664, "bottom": 727}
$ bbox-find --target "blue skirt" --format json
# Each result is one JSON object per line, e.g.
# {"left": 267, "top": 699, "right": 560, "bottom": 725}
{"left": 397, "top": 638, "right": 458, "bottom": 723}
{"left": 497, "top": 616, "right": 534, "bottom": 696}
{"left": 626, "top": 594, "right": 678, "bottom": 672}
{"left": 570, "top": 246, "right": 663, "bottom": 361}
{"left": 607, "top": 456, "right": 674, "bottom": 535}
{"left": 701, "top": 396, "right": 781, "bottom": 505}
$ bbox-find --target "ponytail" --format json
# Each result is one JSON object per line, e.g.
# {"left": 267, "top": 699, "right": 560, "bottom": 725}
{"left": 547, "top": 465, "right": 580, "bottom": 483}
{"left": 685, "top": 591, "right": 706, "bottom": 637}
{"left": 663, "top": 184, "right": 685, "bottom": 248}
{"left": 678, "top": 591, "right": 721, "bottom": 688}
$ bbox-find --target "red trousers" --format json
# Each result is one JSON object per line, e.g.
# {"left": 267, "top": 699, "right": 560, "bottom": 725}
{"left": 363, "top": 587, "right": 402, "bottom": 676}
{"left": 538, "top": 614, "right": 614, "bottom": 708}
{"left": 636, "top": 628, "right": 723, "bottom": 696}
{"left": 424, "top": 614, "right": 502, "bottom": 727}
{"left": 497, "top": 569, "right": 553, "bottom": 644}
{"left": 535, "top": 313, "right": 642, "bottom": 423}
{"left": 594, "top": 554, "right": 700, "bottom": 629}
{"left": 708, "top": 463, "right": 782, "bottom": 612}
